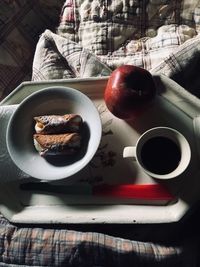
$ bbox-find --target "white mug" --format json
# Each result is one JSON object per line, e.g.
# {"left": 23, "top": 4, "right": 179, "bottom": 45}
{"left": 123, "top": 127, "right": 191, "bottom": 179}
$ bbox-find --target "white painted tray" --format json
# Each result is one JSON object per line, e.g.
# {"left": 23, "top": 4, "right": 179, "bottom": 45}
{"left": 1, "top": 74, "right": 200, "bottom": 224}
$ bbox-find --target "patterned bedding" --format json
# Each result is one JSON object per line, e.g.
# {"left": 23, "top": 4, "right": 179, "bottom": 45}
{"left": 57, "top": 0, "right": 199, "bottom": 70}
{"left": 0, "top": 214, "right": 196, "bottom": 267}
{"left": 1, "top": 0, "right": 200, "bottom": 99}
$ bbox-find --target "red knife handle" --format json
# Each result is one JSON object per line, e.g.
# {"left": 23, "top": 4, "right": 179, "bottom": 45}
{"left": 93, "top": 184, "right": 175, "bottom": 201}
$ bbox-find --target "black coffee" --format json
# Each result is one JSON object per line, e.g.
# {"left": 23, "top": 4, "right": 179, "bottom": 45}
{"left": 140, "top": 136, "right": 181, "bottom": 175}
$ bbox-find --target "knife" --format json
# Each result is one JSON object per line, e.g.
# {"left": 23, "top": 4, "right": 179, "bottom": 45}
{"left": 20, "top": 182, "right": 176, "bottom": 204}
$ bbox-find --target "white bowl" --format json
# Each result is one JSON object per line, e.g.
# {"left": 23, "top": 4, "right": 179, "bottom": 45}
{"left": 6, "top": 86, "right": 102, "bottom": 180}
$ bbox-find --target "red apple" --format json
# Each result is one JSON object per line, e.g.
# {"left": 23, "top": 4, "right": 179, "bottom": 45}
{"left": 104, "top": 65, "right": 156, "bottom": 119}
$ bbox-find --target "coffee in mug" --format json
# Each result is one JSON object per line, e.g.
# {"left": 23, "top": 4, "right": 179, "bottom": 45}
{"left": 123, "top": 127, "right": 191, "bottom": 179}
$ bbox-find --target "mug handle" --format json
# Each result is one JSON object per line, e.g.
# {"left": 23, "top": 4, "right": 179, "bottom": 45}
{"left": 123, "top": 146, "right": 137, "bottom": 160}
